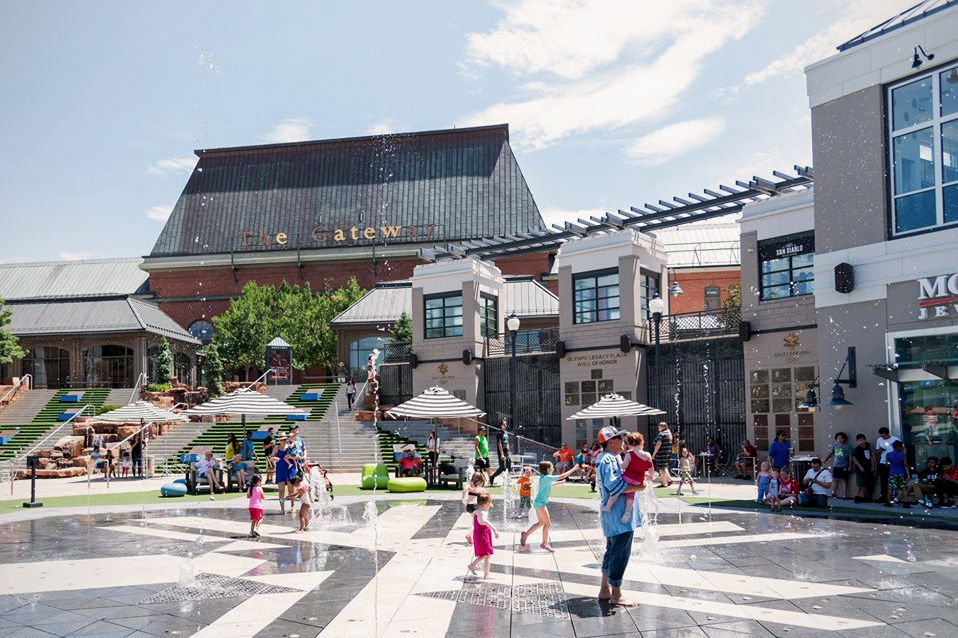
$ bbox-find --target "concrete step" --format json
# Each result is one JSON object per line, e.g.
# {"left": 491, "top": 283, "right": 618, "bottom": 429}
{"left": 105, "top": 388, "right": 136, "bottom": 406}
{"left": 263, "top": 384, "right": 297, "bottom": 403}
{"left": 0, "top": 389, "right": 58, "bottom": 426}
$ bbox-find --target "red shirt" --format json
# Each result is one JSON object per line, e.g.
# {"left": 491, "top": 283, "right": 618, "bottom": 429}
{"left": 556, "top": 447, "right": 574, "bottom": 463}
{"left": 945, "top": 467, "right": 958, "bottom": 481}
{"left": 779, "top": 477, "right": 799, "bottom": 495}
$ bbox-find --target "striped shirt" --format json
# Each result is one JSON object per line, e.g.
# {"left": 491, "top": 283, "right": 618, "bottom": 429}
{"left": 596, "top": 451, "right": 640, "bottom": 537}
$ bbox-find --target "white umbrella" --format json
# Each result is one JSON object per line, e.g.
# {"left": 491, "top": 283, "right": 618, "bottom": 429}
{"left": 385, "top": 386, "right": 485, "bottom": 419}
{"left": 566, "top": 392, "right": 665, "bottom": 420}
{"left": 184, "top": 388, "right": 307, "bottom": 417}
{"left": 92, "top": 400, "right": 187, "bottom": 423}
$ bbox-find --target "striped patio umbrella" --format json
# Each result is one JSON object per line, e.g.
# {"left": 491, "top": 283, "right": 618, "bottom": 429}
{"left": 183, "top": 388, "right": 307, "bottom": 417}
{"left": 385, "top": 386, "right": 485, "bottom": 419}
{"left": 92, "top": 400, "right": 188, "bottom": 423}
{"left": 566, "top": 392, "right": 665, "bottom": 420}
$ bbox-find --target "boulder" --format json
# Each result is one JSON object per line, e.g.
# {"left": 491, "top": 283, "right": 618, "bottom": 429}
{"left": 70, "top": 455, "right": 91, "bottom": 468}
{"left": 16, "top": 467, "right": 87, "bottom": 479}
{"left": 54, "top": 435, "right": 85, "bottom": 458}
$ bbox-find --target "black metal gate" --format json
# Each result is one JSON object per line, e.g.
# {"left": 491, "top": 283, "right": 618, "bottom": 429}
{"left": 484, "top": 353, "right": 561, "bottom": 447}
{"left": 647, "top": 337, "right": 745, "bottom": 460}
{"left": 379, "top": 363, "right": 412, "bottom": 405}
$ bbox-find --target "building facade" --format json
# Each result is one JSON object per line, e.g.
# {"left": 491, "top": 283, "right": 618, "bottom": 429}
{"left": 804, "top": 2, "right": 958, "bottom": 463}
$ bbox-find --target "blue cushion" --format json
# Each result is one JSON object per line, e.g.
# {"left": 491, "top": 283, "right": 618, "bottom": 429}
{"left": 299, "top": 392, "right": 322, "bottom": 401}
{"left": 286, "top": 414, "right": 307, "bottom": 421}
{"left": 172, "top": 478, "right": 187, "bottom": 485}
{"left": 251, "top": 431, "right": 269, "bottom": 440}
{"left": 57, "top": 413, "right": 73, "bottom": 421}
{"left": 59, "top": 395, "right": 81, "bottom": 402}
{"left": 160, "top": 483, "right": 187, "bottom": 497}
{"left": 0, "top": 436, "right": 12, "bottom": 445}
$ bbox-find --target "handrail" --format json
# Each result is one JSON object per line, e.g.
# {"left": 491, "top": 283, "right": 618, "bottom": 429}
{"left": 128, "top": 372, "right": 148, "bottom": 405}
{"left": 243, "top": 368, "right": 276, "bottom": 389}
{"left": 0, "top": 374, "right": 31, "bottom": 412}
{"left": 11, "top": 403, "right": 92, "bottom": 467}
{"left": 463, "top": 416, "right": 559, "bottom": 456}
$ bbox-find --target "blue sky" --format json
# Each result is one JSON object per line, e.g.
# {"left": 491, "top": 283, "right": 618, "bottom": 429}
{"left": 0, "top": 0, "right": 913, "bottom": 263}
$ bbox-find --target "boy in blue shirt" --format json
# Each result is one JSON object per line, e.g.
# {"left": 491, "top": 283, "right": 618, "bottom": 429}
{"left": 884, "top": 440, "right": 910, "bottom": 508}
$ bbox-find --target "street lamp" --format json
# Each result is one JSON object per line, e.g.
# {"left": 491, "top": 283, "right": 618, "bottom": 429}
{"left": 506, "top": 313, "right": 521, "bottom": 440}
{"left": 648, "top": 294, "right": 666, "bottom": 422}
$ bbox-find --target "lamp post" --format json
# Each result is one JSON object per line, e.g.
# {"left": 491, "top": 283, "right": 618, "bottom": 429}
{"left": 649, "top": 294, "right": 666, "bottom": 422}
{"left": 506, "top": 313, "right": 520, "bottom": 440}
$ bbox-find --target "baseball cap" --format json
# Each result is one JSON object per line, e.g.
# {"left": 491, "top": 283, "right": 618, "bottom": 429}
{"left": 598, "top": 426, "right": 628, "bottom": 444}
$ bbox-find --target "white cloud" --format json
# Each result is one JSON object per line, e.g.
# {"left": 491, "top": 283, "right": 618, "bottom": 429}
{"left": 146, "top": 156, "right": 196, "bottom": 175}
{"left": 58, "top": 252, "right": 94, "bottom": 261}
{"left": 259, "top": 118, "right": 312, "bottom": 144}
{"left": 365, "top": 119, "right": 395, "bottom": 136}
{"left": 460, "top": 1, "right": 763, "bottom": 150}
{"left": 625, "top": 117, "right": 726, "bottom": 166}
{"left": 742, "top": 0, "right": 910, "bottom": 87}
{"left": 145, "top": 204, "right": 174, "bottom": 222}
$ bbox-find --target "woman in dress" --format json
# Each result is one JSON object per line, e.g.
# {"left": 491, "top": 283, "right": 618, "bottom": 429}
{"left": 651, "top": 421, "right": 673, "bottom": 487}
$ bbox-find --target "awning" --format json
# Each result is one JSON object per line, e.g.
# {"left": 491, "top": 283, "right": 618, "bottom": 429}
{"left": 385, "top": 386, "right": 485, "bottom": 419}
{"left": 183, "top": 388, "right": 307, "bottom": 416}
{"left": 92, "top": 400, "right": 187, "bottom": 423}
{"left": 567, "top": 393, "right": 666, "bottom": 420}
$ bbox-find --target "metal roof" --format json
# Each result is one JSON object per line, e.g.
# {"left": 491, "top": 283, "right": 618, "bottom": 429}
{"left": 837, "top": 0, "right": 957, "bottom": 51}
{"left": 331, "top": 278, "right": 559, "bottom": 326}
{"left": 148, "top": 124, "right": 545, "bottom": 259}
{"left": 421, "top": 166, "right": 812, "bottom": 262}
{"left": 0, "top": 258, "right": 149, "bottom": 301}
{"left": 6, "top": 298, "right": 200, "bottom": 344}
{"left": 649, "top": 223, "right": 741, "bottom": 268}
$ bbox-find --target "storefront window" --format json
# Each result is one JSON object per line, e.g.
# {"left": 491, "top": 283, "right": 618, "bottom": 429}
{"left": 424, "top": 292, "right": 463, "bottom": 339}
{"left": 348, "top": 335, "right": 389, "bottom": 379}
{"left": 758, "top": 232, "right": 814, "bottom": 300}
{"left": 574, "top": 268, "right": 620, "bottom": 324}
{"left": 84, "top": 345, "right": 134, "bottom": 388}
{"left": 894, "top": 333, "right": 958, "bottom": 466}
{"left": 888, "top": 66, "right": 958, "bottom": 235}
{"left": 479, "top": 293, "right": 497, "bottom": 337}
{"left": 21, "top": 347, "right": 70, "bottom": 389}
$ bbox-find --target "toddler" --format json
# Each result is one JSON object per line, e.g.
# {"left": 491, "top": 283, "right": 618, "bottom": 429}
{"left": 515, "top": 465, "right": 533, "bottom": 518}
{"left": 674, "top": 446, "right": 699, "bottom": 495}
{"left": 247, "top": 475, "right": 264, "bottom": 538}
{"left": 756, "top": 462, "right": 771, "bottom": 503}
{"left": 286, "top": 475, "right": 312, "bottom": 532}
{"left": 766, "top": 468, "right": 781, "bottom": 511}
{"left": 461, "top": 472, "right": 486, "bottom": 544}
{"left": 605, "top": 432, "right": 653, "bottom": 523}
{"left": 121, "top": 452, "right": 132, "bottom": 478}
{"left": 467, "top": 493, "right": 499, "bottom": 579}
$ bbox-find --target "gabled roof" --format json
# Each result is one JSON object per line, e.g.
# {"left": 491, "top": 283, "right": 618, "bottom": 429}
{"left": 148, "top": 124, "right": 545, "bottom": 259}
{"left": 0, "top": 258, "right": 149, "bottom": 301}
{"left": 331, "top": 278, "right": 559, "bottom": 326}
{"left": 6, "top": 298, "right": 200, "bottom": 344}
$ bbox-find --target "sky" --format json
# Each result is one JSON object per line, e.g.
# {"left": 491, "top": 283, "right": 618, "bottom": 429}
{"left": 0, "top": 0, "right": 916, "bottom": 263}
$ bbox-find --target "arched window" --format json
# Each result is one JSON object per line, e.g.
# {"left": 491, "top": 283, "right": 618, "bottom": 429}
{"left": 704, "top": 286, "right": 721, "bottom": 311}
{"left": 188, "top": 319, "right": 215, "bottom": 342}
{"left": 84, "top": 345, "right": 134, "bottom": 388}
{"left": 174, "top": 352, "right": 192, "bottom": 385}
{"left": 348, "top": 336, "right": 389, "bottom": 379}
{"left": 21, "top": 347, "right": 70, "bottom": 389}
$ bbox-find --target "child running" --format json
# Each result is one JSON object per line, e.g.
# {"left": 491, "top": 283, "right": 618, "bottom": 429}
{"left": 520, "top": 460, "right": 579, "bottom": 552}
{"left": 604, "top": 432, "right": 654, "bottom": 523}
{"left": 247, "top": 475, "right": 264, "bottom": 538}
{"left": 287, "top": 475, "right": 312, "bottom": 532}
{"left": 674, "top": 446, "right": 699, "bottom": 496}
{"left": 467, "top": 493, "right": 498, "bottom": 579}
{"left": 515, "top": 465, "right": 533, "bottom": 519}
{"left": 756, "top": 461, "right": 771, "bottom": 503}
{"left": 461, "top": 472, "right": 486, "bottom": 544}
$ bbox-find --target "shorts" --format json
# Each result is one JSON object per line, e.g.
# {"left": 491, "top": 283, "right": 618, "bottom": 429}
{"left": 832, "top": 467, "right": 849, "bottom": 479}
{"left": 474, "top": 458, "right": 489, "bottom": 470}
{"left": 249, "top": 508, "right": 263, "bottom": 522}
{"left": 519, "top": 495, "right": 531, "bottom": 509}
{"left": 466, "top": 503, "right": 476, "bottom": 514}
{"left": 888, "top": 474, "right": 907, "bottom": 493}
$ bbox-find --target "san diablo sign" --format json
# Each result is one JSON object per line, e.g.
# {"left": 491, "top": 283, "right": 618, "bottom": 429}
{"left": 238, "top": 223, "right": 438, "bottom": 249}
{"left": 918, "top": 273, "right": 958, "bottom": 320}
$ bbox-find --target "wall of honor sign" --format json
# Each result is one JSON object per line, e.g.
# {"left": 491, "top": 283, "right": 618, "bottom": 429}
{"left": 237, "top": 223, "right": 439, "bottom": 249}
{"left": 566, "top": 352, "right": 629, "bottom": 368}
{"left": 917, "top": 273, "right": 958, "bottom": 320}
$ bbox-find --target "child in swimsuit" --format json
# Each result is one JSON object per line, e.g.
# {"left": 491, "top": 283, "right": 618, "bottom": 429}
{"left": 461, "top": 471, "right": 486, "bottom": 545}
{"left": 467, "top": 493, "right": 498, "bottom": 579}
{"left": 605, "top": 432, "right": 654, "bottom": 524}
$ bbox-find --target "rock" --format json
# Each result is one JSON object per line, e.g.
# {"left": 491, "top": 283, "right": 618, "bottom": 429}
{"left": 53, "top": 435, "right": 85, "bottom": 458}
{"left": 16, "top": 467, "right": 87, "bottom": 479}
{"left": 70, "top": 455, "right": 91, "bottom": 468}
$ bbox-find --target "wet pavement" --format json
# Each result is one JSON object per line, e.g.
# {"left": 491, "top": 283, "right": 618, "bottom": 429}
{"left": 0, "top": 496, "right": 956, "bottom": 637}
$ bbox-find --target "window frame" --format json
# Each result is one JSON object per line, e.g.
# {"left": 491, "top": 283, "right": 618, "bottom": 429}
{"left": 572, "top": 267, "right": 620, "bottom": 325}
{"left": 886, "top": 62, "right": 958, "bottom": 238}
{"left": 479, "top": 292, "right": 498, "bottom": 338}
{"left": 423, "top": 291, "right": 464, "bottom": 339}
{"left": 704, "top": 286, "right": 721, "bottom": 311}
{"left": 757, "top": 232, "right": 815, "bottom": 302}
{"left": 639, "top": 269, "right": 661, "bottom": 320}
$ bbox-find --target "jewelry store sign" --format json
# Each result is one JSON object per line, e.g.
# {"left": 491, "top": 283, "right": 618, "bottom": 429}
{"left": 918, "top": 273, "right": 958, "bottom": 320}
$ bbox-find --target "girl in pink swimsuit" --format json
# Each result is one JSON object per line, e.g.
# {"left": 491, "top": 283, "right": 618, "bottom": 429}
{"left": 604, "top": 432, "right": 654, "bottom": 524}
{"left": 467, "top": 493, "right": 498, "bottom": 579}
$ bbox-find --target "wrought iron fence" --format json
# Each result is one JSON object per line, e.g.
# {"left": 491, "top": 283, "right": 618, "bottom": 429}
{"left": 659, "top": 306, "right": 741, "bottom": 342}
{"left": 383, "top": 341, "right": 412, "bottom": 363}
{"left": 484, "top": 327, "right": 560, "bottom": 357}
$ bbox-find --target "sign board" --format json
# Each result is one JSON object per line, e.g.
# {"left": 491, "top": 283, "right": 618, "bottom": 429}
{"left": 266, "top": 341, "right": 293, "bottom": 385}
{"left": 917, "top": 273, "right": 958, "bottom": 320}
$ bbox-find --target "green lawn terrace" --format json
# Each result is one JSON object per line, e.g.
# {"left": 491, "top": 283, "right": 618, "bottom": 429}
{"left": 0, "top": 388, "right": 111, "bottom": 462}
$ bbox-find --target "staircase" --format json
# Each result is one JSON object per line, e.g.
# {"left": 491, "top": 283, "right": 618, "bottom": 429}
{"left": 105, "top": 388, "right": 137, "bottom": 406}
{"left": 0, "top": 389, "right": 57, "bottom": 426}
{"left": 0, "top": 388, "right": 111, "bottom": 463}
{"left": 145, "top": 419, "right": 219, "bottom": 474}
{"left": 380, "top": 420, "right": 478, "bottom": 460}
{"left": 300, "top": 413, "right": 379, "bottom": 472}
{"left": 263, "top": 384, "right": 297, "bottom": 403}
{"left": 32, "top": 388, "right": 111, "bottom": 423}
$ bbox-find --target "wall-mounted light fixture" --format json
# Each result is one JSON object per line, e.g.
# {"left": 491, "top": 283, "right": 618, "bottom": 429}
{"left": 912, "top": 45, "right": 935, "bottom": 68}
{"left": 827, "top": 346, "right": 857, "bottom": 409}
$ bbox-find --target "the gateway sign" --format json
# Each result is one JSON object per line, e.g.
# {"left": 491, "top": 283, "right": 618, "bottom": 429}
{"left": 918, "top": 273, "right": 958, "bottom": 320}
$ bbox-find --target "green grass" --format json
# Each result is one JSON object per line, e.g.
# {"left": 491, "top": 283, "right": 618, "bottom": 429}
{"left": 0, "top": 388, "right": 112, "bottom": 461}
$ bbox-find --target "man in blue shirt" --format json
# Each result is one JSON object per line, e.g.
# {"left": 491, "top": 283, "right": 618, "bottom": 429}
{"left": 596, "top": 425, "right": 645, "bottom": 607}
{"left": 768, "top": 430, "right": 791, "bottom": 471}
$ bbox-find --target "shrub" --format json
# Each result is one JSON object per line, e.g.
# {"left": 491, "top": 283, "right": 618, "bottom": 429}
{"left": 96, "top": 404, "right": 121, "bottom": 415}
{"left": 146, "top": 383, "right": 171, "bottom": 392}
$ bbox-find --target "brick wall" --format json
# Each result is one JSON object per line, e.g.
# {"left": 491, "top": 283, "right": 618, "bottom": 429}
{"left": 668, "top": 268, "right": 741, "bottom": 314}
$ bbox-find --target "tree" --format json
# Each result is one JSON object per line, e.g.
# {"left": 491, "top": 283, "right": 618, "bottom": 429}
{"left": 150, "top": 338, "right": 173, "bottom": 385}
{"left": 212, "top": 281, "right": 276, "bottom": 379}
{"left": 390, "top": 311, "right": 412, "bottom": 343}
{"left": 0, "top": 297, "right": 25, "bottom": 365}
{"left": 199, "top": 342, "right": 225, "bottom": 397}
{"left": 718, "top": 282, "right": 742, "bottom": 331}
